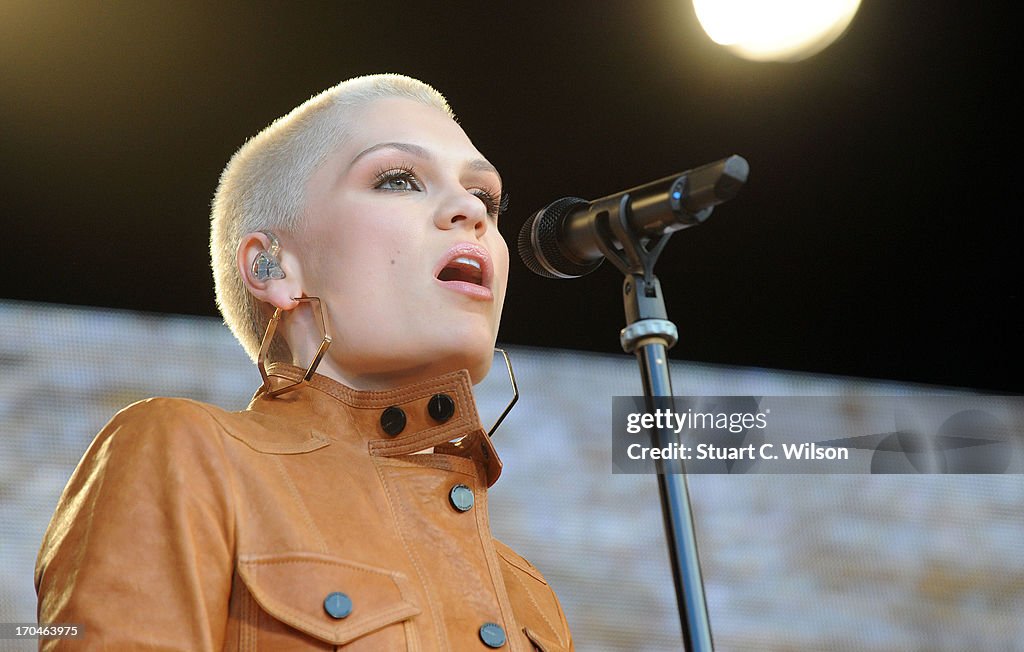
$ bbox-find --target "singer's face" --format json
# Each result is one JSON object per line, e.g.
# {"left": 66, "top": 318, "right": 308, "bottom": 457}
{"left": 296, "top": 97, "right": 509, "bottom": 389}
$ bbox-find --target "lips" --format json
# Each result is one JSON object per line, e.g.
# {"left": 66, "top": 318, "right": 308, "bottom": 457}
{"left": 434, "top": 242, "right": 493, "bottom": 300}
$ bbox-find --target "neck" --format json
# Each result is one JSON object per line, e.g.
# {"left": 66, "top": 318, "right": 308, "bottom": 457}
{"left": 311, "top": 355, "right": 469, "bottom": 392}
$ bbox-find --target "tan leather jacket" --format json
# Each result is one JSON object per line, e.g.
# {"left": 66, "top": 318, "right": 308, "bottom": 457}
{"left": 36, "top": 364, "right": 573, "bottom": 651}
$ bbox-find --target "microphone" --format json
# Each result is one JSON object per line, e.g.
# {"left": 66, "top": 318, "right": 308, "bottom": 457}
{"left": 518, "top": 155, "right": 749, "bottom": 278}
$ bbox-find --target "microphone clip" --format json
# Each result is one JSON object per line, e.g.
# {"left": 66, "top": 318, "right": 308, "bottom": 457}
{"left": 595, "top": 193, "right": 679, "bottom": 353}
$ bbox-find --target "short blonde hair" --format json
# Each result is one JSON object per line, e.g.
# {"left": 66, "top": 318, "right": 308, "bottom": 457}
{"left": 210, "top": 74, "right": 454, "bottom": 361}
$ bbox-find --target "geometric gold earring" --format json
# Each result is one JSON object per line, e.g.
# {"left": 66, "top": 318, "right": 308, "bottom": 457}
{"left": 256, "top": 296, "right": 332, "bottom": 398}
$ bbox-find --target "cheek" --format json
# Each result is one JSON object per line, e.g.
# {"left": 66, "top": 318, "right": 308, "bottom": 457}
{"left": 310, "top": 210, "right": 412, "bottom": 288}
{"left": 492, "top": 238, "right": 511, "bottom": 297}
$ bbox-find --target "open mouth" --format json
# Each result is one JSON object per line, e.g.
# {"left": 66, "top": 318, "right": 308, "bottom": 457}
{"left": 437, "top": 256, "right": 484, "bottom": 286}
{"left": 434, "top": 243, "right": 493, "bottom": 300}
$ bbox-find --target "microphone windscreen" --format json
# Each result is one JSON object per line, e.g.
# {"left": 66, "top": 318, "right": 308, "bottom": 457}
{"left": 517, "top": 197, "right": 598, "bottom": 279}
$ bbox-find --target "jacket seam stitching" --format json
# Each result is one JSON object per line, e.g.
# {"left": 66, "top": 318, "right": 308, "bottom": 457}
{"left": 272, "top": 456, "right": 328, "bottom": 553}
{"left": 374, "top": 461, "right": 449, "bottom": 651}
{"left": 474, "top": 487, "right": 525, "bottom": 650}
{"left": 511, "top": 570, "right": 564, "bottom": 648}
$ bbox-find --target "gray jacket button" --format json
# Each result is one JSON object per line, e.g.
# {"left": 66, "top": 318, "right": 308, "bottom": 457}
{"left": 323, "top": 592, "right": 353, "bottom": 619}
{"left": 479, "top": 622, "right": 506, "bottom": 648}
{"left": 449, "top": 484, "right": 474, "bottom": 512}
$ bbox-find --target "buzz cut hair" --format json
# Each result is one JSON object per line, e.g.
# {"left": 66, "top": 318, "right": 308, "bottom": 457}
{"left": 210, "top": 74, "right": 454, "bottom": 361}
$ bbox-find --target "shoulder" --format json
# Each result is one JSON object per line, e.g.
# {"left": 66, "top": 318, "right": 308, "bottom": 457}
{"left": 108, "top": 396, "right": 227, "bottom": 427}
{"left": 97, "top": 397, "right": 231, "bottom": 452}
{"left": 39, "top": 398, "right": 239, "bottom": 561}
{"left": 105, "top": 396, "right": 330, "bottom": 456}
{"left": 64, "top": 398, "right": 240, "bottom": 489}
{"left": 36, "top": 400, "right": 238, "bottom": 641}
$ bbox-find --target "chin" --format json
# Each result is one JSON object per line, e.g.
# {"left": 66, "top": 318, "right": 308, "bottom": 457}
{"left": 434, "top": 344, "right": 493, "bottom": 385}
{"left": 430, "top": 331, "right": 496, "bottom": 384}
{"left": 466, "top": 354, "right": 495, "bottom": 385}
{"left": 421, "top": 318, "right": 496, "bottom": 379}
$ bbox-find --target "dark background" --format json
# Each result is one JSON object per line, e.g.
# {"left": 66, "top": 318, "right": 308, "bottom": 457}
{"left": 2, "top": 1, "right": 1018, "bottom": 391}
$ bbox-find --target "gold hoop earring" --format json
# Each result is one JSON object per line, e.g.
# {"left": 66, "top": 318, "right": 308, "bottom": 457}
{"left": 257, "top": 296, "right": 332, "bottom": 398}
{"left": 487, "top": 348, "right": 519, "bottom": 437}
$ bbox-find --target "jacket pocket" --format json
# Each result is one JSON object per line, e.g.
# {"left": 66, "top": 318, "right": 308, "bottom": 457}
{"left": 237, "top": 552, "right": 421, "bottom": 648}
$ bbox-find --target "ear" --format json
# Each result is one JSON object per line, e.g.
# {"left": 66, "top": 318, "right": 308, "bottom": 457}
{"left": 237, "top": 231, "right": 303, "bottom": 311}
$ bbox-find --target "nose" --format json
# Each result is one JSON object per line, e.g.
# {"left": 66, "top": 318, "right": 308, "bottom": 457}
{"left": 434, "top": 187, "right": 489, "bottom": 236}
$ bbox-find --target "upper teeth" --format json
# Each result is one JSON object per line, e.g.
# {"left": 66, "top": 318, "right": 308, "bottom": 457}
{"left": 452, "top": 256, "right": 481, "bottom": 270}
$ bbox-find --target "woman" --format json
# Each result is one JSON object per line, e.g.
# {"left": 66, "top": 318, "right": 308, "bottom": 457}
{"left": 36, "top": 74, "right": 573, "bottom": 651}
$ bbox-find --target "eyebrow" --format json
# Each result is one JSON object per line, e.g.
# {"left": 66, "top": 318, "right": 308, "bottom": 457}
{"left": 350, "top": 141, "right": 502, "bottom": 188}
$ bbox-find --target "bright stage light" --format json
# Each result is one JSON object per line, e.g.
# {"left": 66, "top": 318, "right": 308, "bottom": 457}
{"left": 693, "top": 0, "right": 861, "bottom": 62}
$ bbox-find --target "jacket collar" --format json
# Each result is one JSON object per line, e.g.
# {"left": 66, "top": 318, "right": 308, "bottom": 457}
{"left": 250, "top": 363, "right": 503, "bottom": 486}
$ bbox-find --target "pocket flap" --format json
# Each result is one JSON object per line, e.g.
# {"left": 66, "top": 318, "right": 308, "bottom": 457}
{"left": 237, "top": 552, "right": 420, "bottom": 645}
{"left": 524, "top": 626, "right": 570, "bottom": 652}
{"left": 494, "top": 540, "right": 548, "bottom": 585}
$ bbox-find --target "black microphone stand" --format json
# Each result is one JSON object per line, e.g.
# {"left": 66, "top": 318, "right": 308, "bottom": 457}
{"left": 595, "top": 195, "right": 714, "bottom": 651}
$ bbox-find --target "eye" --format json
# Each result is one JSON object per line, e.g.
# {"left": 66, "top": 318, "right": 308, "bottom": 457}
{"left": 472, "top": 188, "right": 508, "bottom": 219}
{"left": 373, "top": 166, "right": 424, "bottom": 192}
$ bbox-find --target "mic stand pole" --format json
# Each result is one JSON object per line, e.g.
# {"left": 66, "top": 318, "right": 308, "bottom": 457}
{"left": 597, "top": 195, "right": 714, "bottom": 651}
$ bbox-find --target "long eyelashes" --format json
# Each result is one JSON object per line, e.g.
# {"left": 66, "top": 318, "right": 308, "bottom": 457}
{"left": 472, "top": 189, "right": 507, "bottom": 219}
{"left": 373, "top": 165, "right": 423, "bottom": 192}
{"left": 372, "top": 164, "right": 506, "bottom": 219}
